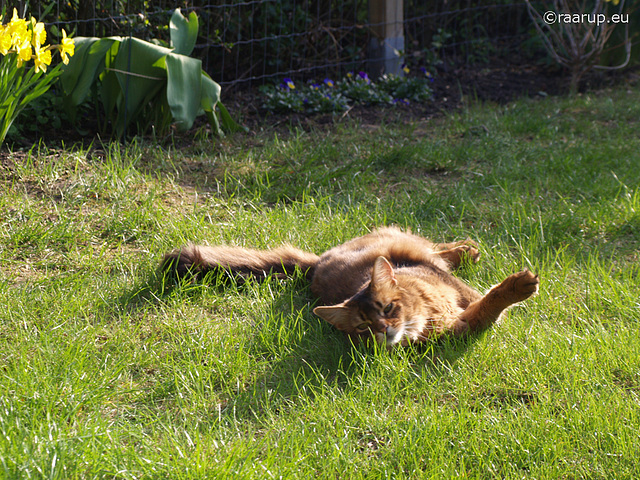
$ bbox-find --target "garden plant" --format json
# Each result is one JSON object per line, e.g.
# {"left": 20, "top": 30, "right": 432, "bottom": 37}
{"left": 525, "top": 0, "right": 631, "bottom": 93}
{"left": 60, "top": 8, "right": 237, "bottom": 139}
{"left": 0, "top": 8, "right": 75, "bottom": 145}
{"left": 261, "top": 68, "right": 435, "bottom": 114}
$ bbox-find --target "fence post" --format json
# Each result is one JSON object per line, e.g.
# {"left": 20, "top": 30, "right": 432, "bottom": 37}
{"left": 368, "top": 0, "right": 404, "bottom": 78}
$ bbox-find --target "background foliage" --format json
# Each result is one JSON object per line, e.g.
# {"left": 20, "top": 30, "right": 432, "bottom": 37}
{"left": 16, "top": 0, "right": 546, "bottom": 87}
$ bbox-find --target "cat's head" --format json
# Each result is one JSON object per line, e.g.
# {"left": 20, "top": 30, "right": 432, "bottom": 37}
{"left": 314, "top": 256, "right": 408, "bottom": 346}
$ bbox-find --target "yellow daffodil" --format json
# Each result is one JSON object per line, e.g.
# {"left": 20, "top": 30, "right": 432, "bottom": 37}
{"left": 1, "top": 10, "right": 72, "bottom": 144}
{"left": 16, "top": 39, "right": 32, "bottom": 67}
{"left": 1, "top": 10, "right": 74, "bottom": 68}
{"left": 33, "top": 45, "right": 51, "bottom": 73}
{"left": 7, "top": 9, "right": 28, "bottom": 47}
{"left": 30, "top": 17, "right": 46, "bottom": 47}
{"left": 59, "top": 29, "right": 74, "bottom": 64}
{"left": 0, "top": 28, "right": 11, "bottom": 55}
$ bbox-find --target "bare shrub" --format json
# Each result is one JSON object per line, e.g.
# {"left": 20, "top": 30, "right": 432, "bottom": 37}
{"left": 525, "top": 0, "right": 631, "bottom": 93}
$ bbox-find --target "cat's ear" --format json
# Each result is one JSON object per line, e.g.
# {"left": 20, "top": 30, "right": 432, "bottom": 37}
{"left": 371, "top": 256, "right": 397, "bottom": 290}
{"left": 314, "top": 304, "right": 352, "bottom": 330}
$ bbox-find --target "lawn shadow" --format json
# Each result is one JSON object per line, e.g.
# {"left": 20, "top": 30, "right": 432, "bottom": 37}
{"left": 110, "top": 267, "right": 490, "bottom": 425}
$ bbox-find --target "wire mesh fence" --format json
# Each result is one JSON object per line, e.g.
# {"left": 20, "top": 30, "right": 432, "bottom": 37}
{"left": 14, "top": 1, "right": 536, "bottom": 91}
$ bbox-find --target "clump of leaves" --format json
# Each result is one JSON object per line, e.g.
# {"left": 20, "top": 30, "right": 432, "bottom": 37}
{"left": 337, "top": 71, "right": 392, "bottom": 105}
{"left": 259, "top": 78, "right": 305, "bottom": 112}
{"left": 261, "top": 77, "right": 348, "bottom": 113}
{"left": 6, "top": 87, "right": 68, "bottom": 142}
{"left": 377, "top": 68, "right": 434, "bottom": 104}
{"left": 60, "top": 8, "right": 240, "bottom": 139}
{"left": 261, "top": 67, "right": 435, "bottom": 114}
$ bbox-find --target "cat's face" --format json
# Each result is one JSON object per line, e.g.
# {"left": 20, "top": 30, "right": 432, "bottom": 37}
{"left": 314, "top": 256, "right": 408, "bottom": 346}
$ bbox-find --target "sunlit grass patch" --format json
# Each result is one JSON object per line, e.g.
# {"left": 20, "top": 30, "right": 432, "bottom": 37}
{"left": 1, "top": 86, "right": 640, "bottom": 478}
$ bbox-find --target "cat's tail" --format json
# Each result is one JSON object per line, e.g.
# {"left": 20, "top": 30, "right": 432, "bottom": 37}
{"left": 161, "top": 244, "right": 320, "bottom": 281}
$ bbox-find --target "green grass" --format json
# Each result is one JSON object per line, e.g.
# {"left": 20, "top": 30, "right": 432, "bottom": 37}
{"left": 2, "top": 86, "right": 640, "bottom": 478}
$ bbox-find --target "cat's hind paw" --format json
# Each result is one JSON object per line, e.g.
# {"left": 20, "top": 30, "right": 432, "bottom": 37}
{"left": 459, "top": 241, "right": 481, "bottom": 264}
{"left": 436, "top": 240, "right": 481, "bottom": 268}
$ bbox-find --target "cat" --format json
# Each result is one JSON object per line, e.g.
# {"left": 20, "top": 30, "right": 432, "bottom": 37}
{"left": 161, "top": 227, "right": 539, "bottom": 347}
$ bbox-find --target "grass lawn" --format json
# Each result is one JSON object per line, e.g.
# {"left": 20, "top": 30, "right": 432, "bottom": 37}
{"left": 1, "top": 86, "right": 640, "bottom": 478}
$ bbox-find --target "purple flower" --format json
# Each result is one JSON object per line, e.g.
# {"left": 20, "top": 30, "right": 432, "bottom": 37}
{"left": 393, "top": 98, "right": 410, "bottom": 106}
{"left": 420, "top": 67, "right": 435, "bottom": 82}
{"left": 357, "top": 71, "right": 371, "bottom": 84}
{"left": 281, "top": 78, "right": 295, "bottom": 90}
{"left": 324, "top": 78, "right": 334, "bottom": 88}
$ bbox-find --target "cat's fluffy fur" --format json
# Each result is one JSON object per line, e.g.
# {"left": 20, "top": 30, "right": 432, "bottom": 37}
{"left": 162, "top": 227, "right": 539, "bottom": 346}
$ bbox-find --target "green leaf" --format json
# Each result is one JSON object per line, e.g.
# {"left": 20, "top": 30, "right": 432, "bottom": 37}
{"left": 170, "top": 8, "right": 199, "bottom": 56}
{"left": 199, "top": 72, "right": 244, "bottom": 136}
{"left": 100, "top": 69, "right": 122, "bottom": 125}
{"left": 205, "top": 108, "right": 222, "bottom": 137}
{"left": 163, "top": 53, "right": 203, "bottom": 131}
{"left": 60, "top": 37, "right": 121, "bottom": 108}
{"left": 21, "top": 66, "right": 61, "bottom": 106}
{"left": 217, "top": 102, "right": 246, "bottom": 133}
{"left": 200, "top": 71, "right": 221, "bottom": 112}
{"left": 111, "top": 38, "right": 169, "bottom": 122}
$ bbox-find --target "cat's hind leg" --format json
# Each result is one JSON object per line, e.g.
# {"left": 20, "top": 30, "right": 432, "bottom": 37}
{"left": 433, "top": 240, "right": 481, "bottom": 269}
{"left": 452, "top": 270, "right": 539, "bottom": 335}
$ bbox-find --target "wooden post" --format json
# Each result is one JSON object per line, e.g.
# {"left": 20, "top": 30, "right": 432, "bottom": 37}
{"left": 368, "top": 0, "right": 404, "bottom": 78}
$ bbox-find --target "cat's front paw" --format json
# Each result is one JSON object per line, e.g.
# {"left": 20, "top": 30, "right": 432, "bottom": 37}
{"left": 507, "top": 269, "right": 540, "bottom": 302}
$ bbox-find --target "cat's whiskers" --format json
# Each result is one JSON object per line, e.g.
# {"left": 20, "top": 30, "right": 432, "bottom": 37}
{"left": 399, "top": 316, "right": 429, "bottom": 341}
{"left": 378, "top": 323, "right": 405, "bottom": 346}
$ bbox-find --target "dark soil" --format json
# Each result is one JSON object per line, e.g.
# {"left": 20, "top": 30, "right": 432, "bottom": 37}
{"left": 222, "top": 59, "right": 639, "bottom": 135}
{"left": 223, "top": 60, "right": 568, "bottom": 132}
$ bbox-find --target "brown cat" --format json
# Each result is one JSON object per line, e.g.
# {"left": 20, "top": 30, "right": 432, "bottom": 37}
{"left": 162, "top": 227, "right": 539, "bottom": 347}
